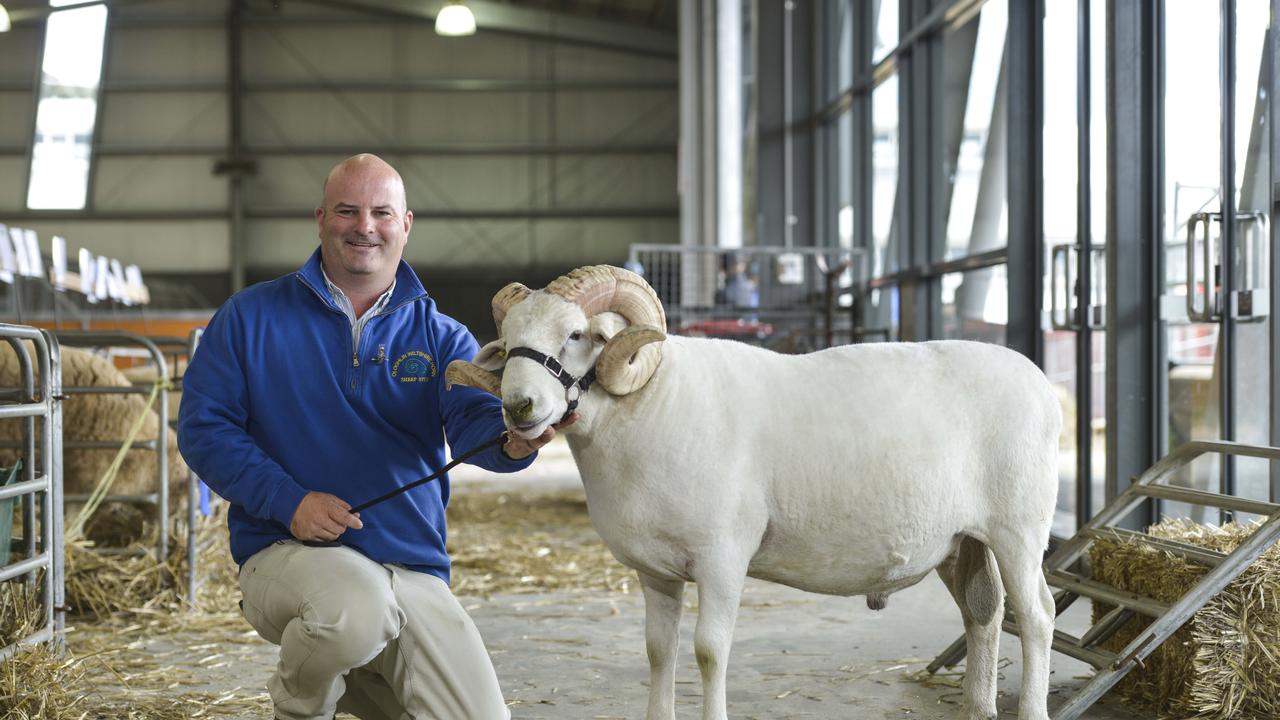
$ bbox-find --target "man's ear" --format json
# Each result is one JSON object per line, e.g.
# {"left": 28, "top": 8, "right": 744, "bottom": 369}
{"left": 472, "top": 339, "right": 507, "bottom": 371}
{"left": 588, "top": 312, "right": 629, "bottom": 346}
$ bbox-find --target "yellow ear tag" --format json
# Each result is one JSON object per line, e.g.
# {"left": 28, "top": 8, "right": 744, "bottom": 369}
{"left": 498, "top": 349, "right": 507, "bottom": 359}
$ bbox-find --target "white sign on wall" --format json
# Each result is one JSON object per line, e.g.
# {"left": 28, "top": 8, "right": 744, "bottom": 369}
{"left": 23, "top": 229, "right": 42, "bottom": 279}
{"left": 51, "top": 235, "right": 67, "bottom": 288}
{"left": 0, "top": 224, "right": 13, "bottom": 284}
{"left": 10, "top": 227, "right": 29, "bottom": 277}
{"left": 79, "top": 247, "right": 96, "bottom": 300}
{"left": 0, "top": 230, "right": 152, "bottom": 305}
{"left": 94, "top": 254, "right": 109, "bottom": 302}
{"left": 125, "top": 264, "right": 145, "bottom": 304}
{"left": 109, "top": 258, "right": 127, "bottom": 305}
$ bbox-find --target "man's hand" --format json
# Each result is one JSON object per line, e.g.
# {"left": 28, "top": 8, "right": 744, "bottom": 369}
{"left": 503, "top": 413, "right": 578, "bottom": 459}
{"left": 290, "top": 491, "right": 363, "bottom": 542}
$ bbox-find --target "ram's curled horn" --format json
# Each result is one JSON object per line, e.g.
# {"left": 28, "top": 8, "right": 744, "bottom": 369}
{"left": 545, "top": 265, "right": 667, "bottom": 394}
{"left": 595, "top": 325, "right": 666, "bottom": 395}
{"left": 444, "top": 360, "right": 502, "bottom": 397}
{"left": 491, "top": 282, "right": 532, "bottom": 332}
{"left": 544, "top": 266, "right": 666, "bottom": 328}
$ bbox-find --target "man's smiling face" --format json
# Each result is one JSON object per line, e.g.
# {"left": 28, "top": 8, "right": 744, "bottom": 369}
{"left": 316, "top": 157, "right": 413, "bottom": 285}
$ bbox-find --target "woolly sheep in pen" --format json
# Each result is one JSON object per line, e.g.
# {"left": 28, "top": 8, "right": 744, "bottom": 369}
{"left": 0, "top": 343, "right": 187, "bottom": 511}
{"left": 446, "top": 265, "right": 1062, "bottom": 720}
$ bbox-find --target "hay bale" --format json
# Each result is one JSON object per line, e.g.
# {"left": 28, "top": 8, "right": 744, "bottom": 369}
{"left": 0, "top": 343, "right": 187, "bottom": 519}
{"left": 1089, "top": 519, "right": 1280, "bottom": 719}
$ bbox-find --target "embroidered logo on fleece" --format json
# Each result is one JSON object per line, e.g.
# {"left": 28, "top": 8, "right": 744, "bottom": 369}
{"left": 391, "top": 350, "right": 437, "bottom": 382}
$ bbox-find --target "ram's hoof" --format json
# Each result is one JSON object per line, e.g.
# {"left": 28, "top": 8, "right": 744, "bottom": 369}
{"left": 866, "top": 592, "right": 888, "bottom": 611}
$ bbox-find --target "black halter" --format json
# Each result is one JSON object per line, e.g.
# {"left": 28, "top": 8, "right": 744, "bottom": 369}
{"left": 506, "top": 346, "right": 597, "bottom": 423}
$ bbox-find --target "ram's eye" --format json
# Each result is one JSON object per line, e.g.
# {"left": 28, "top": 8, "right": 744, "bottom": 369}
{"left": 569, "top": 331, "right": 584, "bottom": 342}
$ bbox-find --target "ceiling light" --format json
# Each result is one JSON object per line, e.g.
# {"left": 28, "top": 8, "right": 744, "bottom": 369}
{"left": 435, "top": 1, "right": 476, "bottom": 37}
{"left": 0, "top": 4, "right": 11, "bottom": 33}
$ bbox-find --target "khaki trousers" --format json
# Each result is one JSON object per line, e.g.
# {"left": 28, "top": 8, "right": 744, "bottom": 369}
{"left": 238, "top": 541, "right": 510, "bottom": 720}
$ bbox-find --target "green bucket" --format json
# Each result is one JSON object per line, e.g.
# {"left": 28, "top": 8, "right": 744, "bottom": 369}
{"left": 0, "top": 459, "right": 25, "bottom": 561}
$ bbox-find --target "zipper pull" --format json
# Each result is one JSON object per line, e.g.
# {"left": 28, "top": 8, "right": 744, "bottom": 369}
{"left": 352, "top": 353, "right": 360, "bottom": 368}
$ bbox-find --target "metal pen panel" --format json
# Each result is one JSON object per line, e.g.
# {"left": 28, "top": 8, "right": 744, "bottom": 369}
{"left": 0, "top": 402, "right": 54, "bottom": 420}
{"left": 0, "top": 323, "right": 63, "bottom": 662}
{"left": 2, "top": 336, "right": 36, "bottom": 563}
{"left": 629, "top": 244, "right": 866, "bottom": 350}
{"left": 44, "top": 330, "right": 63, "bottom": 639}
{"left": 54, "top": 331, "right": 169, "bottom": 561}
{"left": 0, "top": 553, "right": 51, "bottom": 584}
{"left": 0, "top": 477, "right": 50, "bottom": 501}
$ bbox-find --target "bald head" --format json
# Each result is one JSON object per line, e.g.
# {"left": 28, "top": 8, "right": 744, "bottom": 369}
{"left": 322, "top": 154, "right": 408, "bottom": 213}
{"left": 315, "top": 153, "right": 413, "bottom": 301}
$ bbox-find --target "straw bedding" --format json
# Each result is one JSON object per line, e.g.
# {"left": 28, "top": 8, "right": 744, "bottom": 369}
{"left": 3, "top": 487, "right": 625, "bottom": 717}
{"left": 1089, "top": 518, "right": 1280, "bottom": 719}
{"left": 448, "top": 489, "right": 634, "bottom": 596}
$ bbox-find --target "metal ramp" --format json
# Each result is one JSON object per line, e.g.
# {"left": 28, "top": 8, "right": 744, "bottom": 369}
{"left": 927, "top": 440, "right": 1280, "bottom": 720}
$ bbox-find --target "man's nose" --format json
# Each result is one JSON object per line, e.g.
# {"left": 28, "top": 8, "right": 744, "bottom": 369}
{"left": 356, "top": 211, "right": 376, "bottom": 234}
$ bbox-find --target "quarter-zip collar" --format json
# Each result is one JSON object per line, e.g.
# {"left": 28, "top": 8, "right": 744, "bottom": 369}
{"left": 321, "top": 265, "right": 395, "bottom": 349}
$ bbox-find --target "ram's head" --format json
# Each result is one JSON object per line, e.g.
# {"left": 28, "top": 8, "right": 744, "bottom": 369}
{"left": 446, "top": 265, "right": 666, "bottom": 439}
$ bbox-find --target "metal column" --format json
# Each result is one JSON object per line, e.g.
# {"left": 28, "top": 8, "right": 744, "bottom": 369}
{"left": 227, "top": 0, "right": 247, "bottom": 294}
{"left": 1007, "top": 0, "right": 1045, "bottom": 366}
{"left": 1272, "top": 0, "right": 1280, "bottom": 504}
{"left": 1105, "top": 0, "right": 1162, "bottom": 520}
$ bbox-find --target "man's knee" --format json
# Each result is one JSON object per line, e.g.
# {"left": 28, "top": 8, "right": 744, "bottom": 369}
{"left": 298, "top": 587, "right": 403, "bottom": 668}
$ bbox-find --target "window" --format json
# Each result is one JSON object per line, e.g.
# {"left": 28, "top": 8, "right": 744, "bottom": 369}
{"left": 871, "top": 74, "right": 898, "bottom": 276}
{"left": 26, "top": 1, "right": 108, "bottom": 210}
{"left": 871, "top": 0, "right": 898, "bottom": 65}
{"left": 941, "top": 1, "right": 1008, "bottom": 260}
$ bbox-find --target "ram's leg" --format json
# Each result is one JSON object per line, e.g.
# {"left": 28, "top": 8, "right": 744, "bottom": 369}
{"left": 936, "top": 537, "right": 1003, "bottom": 720}
{"left": 990, "top": 533, "right": 1054, "bottom": 720}
{"left": 691, "top": 557, "right": 748, "bottom": 720}
{"left": 638, "top": 571, "right": 685, "bottom": 720}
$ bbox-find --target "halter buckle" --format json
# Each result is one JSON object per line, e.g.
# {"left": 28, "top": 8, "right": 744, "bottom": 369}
{"left": 542, "top": 356, "right": 563, "bottom": 378}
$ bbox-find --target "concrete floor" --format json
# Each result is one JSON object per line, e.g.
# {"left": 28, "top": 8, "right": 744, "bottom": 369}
{"left": 150, "top": 439, "right": 1145, "bottom": 719}
{"left": 481, "top": 574, "right": 1141, "bottom": 720}
{"left": 170, "top": 556, "right": 1141, "bottom": 719}
{"left": 445, "top": 439, "right": 1143, "bottom": 719}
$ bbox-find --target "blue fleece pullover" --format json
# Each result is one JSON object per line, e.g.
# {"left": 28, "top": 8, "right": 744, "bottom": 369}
{"left": 177, "top": 249, "right": 531, "bottom": 582}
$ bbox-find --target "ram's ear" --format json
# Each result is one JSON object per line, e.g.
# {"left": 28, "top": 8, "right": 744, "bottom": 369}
{"left": 588, "top": 311, "right": 629, "bottom": 346}
{"left": 472, "top": 339, "right": 508, "bottom": 371}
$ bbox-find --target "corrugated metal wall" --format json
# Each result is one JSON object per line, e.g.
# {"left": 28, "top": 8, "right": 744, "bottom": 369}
{"left": 0, "top": 0, "right": 678, "bottom": 321}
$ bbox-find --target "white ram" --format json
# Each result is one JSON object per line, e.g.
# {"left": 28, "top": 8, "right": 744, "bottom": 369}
{"left": 446, "top": 265, "right": 1060, "bottom": 720}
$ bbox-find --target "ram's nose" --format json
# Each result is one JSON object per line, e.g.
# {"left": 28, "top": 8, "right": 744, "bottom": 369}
{"left": 503, "top": 396, "right": 536, "bottom": 424}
